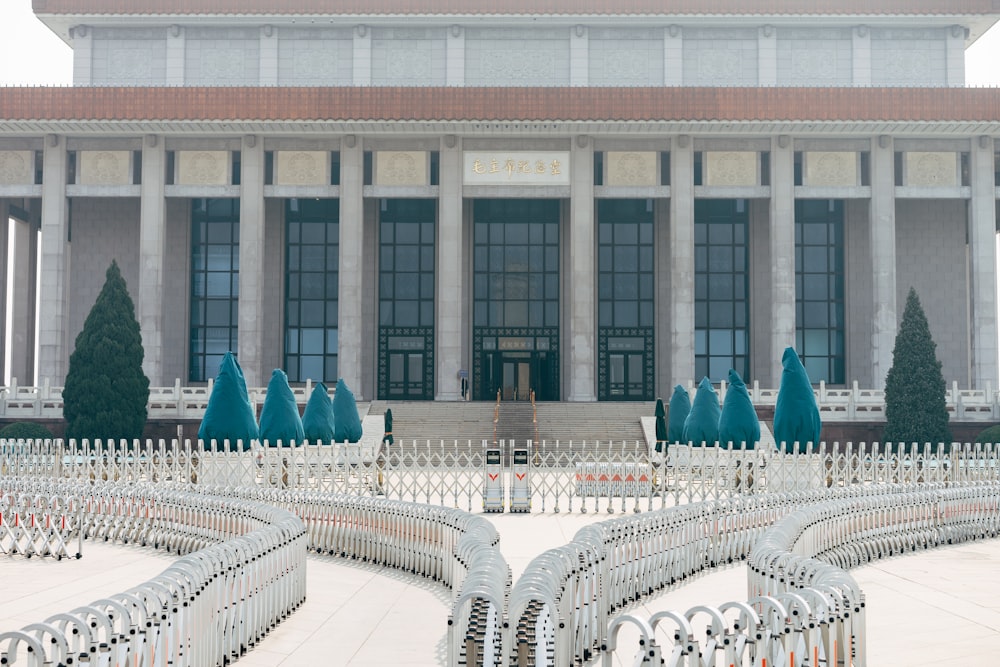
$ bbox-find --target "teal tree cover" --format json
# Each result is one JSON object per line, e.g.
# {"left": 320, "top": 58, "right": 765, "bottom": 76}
{"left": 682, "top": 377, "right": 721, "bottom": 446}
{"left": 772, "top": 347, "right": 822, "bottom": 452}
{"left": 718, "top": 368, "right": 761, "bottom": 449}
{"left": 259, "top": 369, "right": 305, "bottom": 446}
{"left": 198, "top": 351, "right": 259, "bottom": 449}
{"left": 302, "top": 382, "right": 336, "bottom": 443}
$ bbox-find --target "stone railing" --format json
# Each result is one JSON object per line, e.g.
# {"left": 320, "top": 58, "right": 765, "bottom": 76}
{"left": 1, "top": 378, "right": 999, "bottom": 421}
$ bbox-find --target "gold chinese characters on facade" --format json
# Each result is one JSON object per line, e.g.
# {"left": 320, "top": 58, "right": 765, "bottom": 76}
{"left": 463, "top": 151, "right": 571, "bottom": 186}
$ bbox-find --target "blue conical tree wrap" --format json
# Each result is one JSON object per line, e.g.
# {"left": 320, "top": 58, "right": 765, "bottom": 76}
{"left": 718, "top": 368, "right": 761, "bottom": 449}
{"left": 682, "top": 377, "right": 720, "bottom": 446}
{"left": 332, "top": 378, "right": 363, "bottom": 443}
{"left": 197, "top": 351, "right": 259, "bottom": 450}
{"left": 653, "top": 398, "right": 667, "bottom": 452}
{"left": 302, "top": 382, "right": 336, "bottom": 444}
{"left": 667, "top": 384, "right": 691, "bottom": 442}
{"left": 772, "top": 347, "right": 822, "bottom": 452}
{"left": 259, "top": 369, "right": 305, "bottom": 447}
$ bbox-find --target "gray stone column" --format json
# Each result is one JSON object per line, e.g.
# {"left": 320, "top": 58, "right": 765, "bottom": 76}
{"left": 769, "top": 136, "right": 796, "bottom": 385}
{"left": 969, "top": 136, "right": 998, "bottom": 390}
{"left": 139, "top": 135, "right": 167, "bottom": 385}
{"left": 238, "top": 135, "right": 266, "bottom": 387}
{"left": 758, "top": 25, "right": 777, "bottom": 86}
{"left": 570, "top": 27, "right": 588, "bottom": 87}
{"left": 338, "top": 138, "right": 365, "bottom": 397}
{"left": 869, "top": 135, "right": 897, "bottom": 388}
{"left": 664, "top": 26, "right": 683, "bottom": 86}
{"left": 166, "top": 25, "right": 185, "bottom": 85}
{"left": 669, "top": 135, "right": 695, "bottom": 385}
{"left": 0, "top": 207, "right": 7, "bottom": 383}
{"left": 259, "top": 25, "right": 278, "bottom": 86}
{"left": 436, "top": 137, "right": 463, "bottom": 400}
{"left": 445, "top": 26, "right": 465, "bottom": 86}
{"left": 10, "top": 215, "right": 36, "bottom": 384}
{"left": 567, "top": 137, "right": 595, "bottom": 401}
{"left": 353, "top": 25, "right": 372, "bottom": 85}
{"left": 946, "top": 25, "right": 966, "bottom": 87}
{"left": 852, "top": 26, "right": 872, "bottom": 86}
{"left": 70, "top": 26, "right": 92, "bottom": 85}
{"left": 38, "top": 135, "right": 69, "bottom": 384}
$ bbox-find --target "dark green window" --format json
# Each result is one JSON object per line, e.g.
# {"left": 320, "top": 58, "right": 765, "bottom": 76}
{"left": 284, "top": 198, "right": 339, "bottom": 383}
{"left": 472, "top": 199, "right": 560, "bottom": 401}
{"left": 190, "top": 198, "right": 240, "bottom": 382}
{"left": 597, "top": 199, "right": 655, "bottom": 400}
{"left": 695, "top": 199, "right": 749, "bottom": 381}
{"left": 795, "top": 199, "right": 845, "bottom": 384}
{"left": 378, "top": 199, "right": 435, "bottom": 400}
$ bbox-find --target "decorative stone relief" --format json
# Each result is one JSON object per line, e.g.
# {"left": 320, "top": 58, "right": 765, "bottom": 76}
{"left": 473, "top": 42, "right": 563, "bottom": 82}
{"left": 201, "top": 47, "right": 245, "bottom": 80}
{"left": 803, "top": 152, "right": 858, "bottom": 187}
{"left": 905, "top": 152, "right": 958, "bottom": 187}
{"left": 884, "top": 49, "right": 930, "bottom": 81}
{"left": 292, "top": 47, "right": 338, "bottom": 79}
{"left": 275, "top": 151, "right": 328, "bottom": 186}
{"left": 177, "top": 151, "right": 230, "bottom": 186}
{"left": 0, "top": 151, "right": 34, "bottom": 185}
{"left": 791, "top": 48, "right": 837, "bottom": 81}
{"left": 384, "top": 41, "right": 432, "bottom": 80}
{"left": 109, "top": 47, "right": 153, "bottom": 81}
{"left": 704, "top": 152, "right": 758, "bottom": 187}
{"left": 696, "top": 50, "right": 741, "bottom": 79}
{"left": 606, "top": 152, "right": 657, "bottom": 187}
{"left": 603, "top": 50, "right": 650, "bottom": 80}
{"left": 375, "top": 151, "right": 427, "bottom": 186}
{"left": 79, "top": 151, "right": 132, "bottom": 185}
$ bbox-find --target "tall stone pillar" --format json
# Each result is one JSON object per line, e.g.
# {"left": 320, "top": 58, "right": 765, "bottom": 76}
{"left": 37, "top": 135, "right": 69, "bottom": 385}
{"left": 0, "top": 207, "right": 7, "bottom": 383}
{"left": 139, "top": 135, "right": 166, "bottom": 385}
{"left": 445, "top": 26, "right": 465, "bottom": 86}
{"left": 238, "top": 135, "right": 266, "bottom": 387}
{"left": 9, "top": 215, "right": 36, "bottom": 384}
{"left": 436, "top": 137, "right": 464, "bottom": 400}
{"left": 769, "top": 136, "right": 796, "bottom": 385}
{"left": 338, "top": 138, "right": 365, "bottom": 397}
{"left": 166, "top": 25, "right": 185, "bottom": 86}
{"left": 758, "top": 25, "right": 777, "bottom": 86}
{"left": 71, "top": 26, "right": 93, "bottom": 85}
{"left": 669, "top": 135, "right": 695, "bottom": 385}
{"left": 869, "top": 135, "right": 897, "bottom": 388}
{"left": 852, "top": 26, "right": 872, "bottom": 86}
{"left": 353, "top": 25, "right": 372, "bottom": 85}
{"left": 969, "top": 136, "right": 998, "bottom": 390}
{"left": 568, "top": 137, "right": 595, "bottom": 401}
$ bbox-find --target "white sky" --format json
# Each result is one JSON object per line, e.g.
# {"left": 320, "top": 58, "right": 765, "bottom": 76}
{"left": 2, "top": 0, "right": 1000, "bottom": 86}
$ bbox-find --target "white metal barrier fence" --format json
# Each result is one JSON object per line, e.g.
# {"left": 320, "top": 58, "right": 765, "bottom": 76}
{"left": 4, "top": 439, "right": 1000, "bottom": 513}
{"left": 601, "top": 483, "right": 1000, "bottom": 667}
{"left": 0, "top": 479, "right": 308, "bottom": 667}
{"left": 0, "top": 481, "right": 82, "bottom": 559}
{"left": 201, "top": 485, "right": 512, "bottom": 667}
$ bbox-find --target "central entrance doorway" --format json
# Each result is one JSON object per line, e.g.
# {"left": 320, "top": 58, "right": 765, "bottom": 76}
{"left": 472, "top": 199, "right": 561, "bottom": 401}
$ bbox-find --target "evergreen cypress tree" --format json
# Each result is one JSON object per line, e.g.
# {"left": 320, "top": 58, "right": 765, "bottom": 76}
{"left": 882, "top": 287, "right": 951, "bottom": 448}
{"left": 63, "top": 261, "right": 150, "bottom": 444}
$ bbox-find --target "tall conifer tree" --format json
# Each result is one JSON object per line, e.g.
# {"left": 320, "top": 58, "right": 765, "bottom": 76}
{"left": 63, "top": 261, "right": 150, "bottom": 444}
{"left": 882, "top": 287, "right": 951, "bottom": 448}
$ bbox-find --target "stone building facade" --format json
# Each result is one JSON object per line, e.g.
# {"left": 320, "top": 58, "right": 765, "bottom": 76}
{"left": 0, "top": 1, "right": 998, "bottom": 403}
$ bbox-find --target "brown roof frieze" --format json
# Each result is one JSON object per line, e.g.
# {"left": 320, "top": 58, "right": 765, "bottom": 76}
{"left": 31, "top": 0, "right": 1000, "bottom": 16}
{"left": 1, "top": 87, "right": 999, "bottom": 123}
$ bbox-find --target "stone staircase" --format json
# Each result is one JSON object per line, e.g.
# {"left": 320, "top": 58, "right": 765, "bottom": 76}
{"left": 363, "top": 400, "right": 653, "bottom": 451}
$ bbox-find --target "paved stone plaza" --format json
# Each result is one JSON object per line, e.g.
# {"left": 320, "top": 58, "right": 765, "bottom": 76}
{"left": 2, "top": 512, "right": 999, "bottom": 666}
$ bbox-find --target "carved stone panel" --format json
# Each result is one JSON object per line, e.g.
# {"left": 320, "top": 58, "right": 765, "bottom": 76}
{"left": 275, "top": 151, "right": 329, "bottom": 186}
{"left": 803, "top": 152, "right": 858, "bottom": 187}
{"left": 79, "top": 150, "right": 132, "bottom": 185}
{"left": 177, "top": 151, "right": 230, "bottom": 186}
{"left": 703, "top": 151, "right": 758, "bottom": 187}
{"left": 0, "top": 151, "right": 34, "bottom": 185}
{"left": 375, "top": 151, "right": 428, "bottom": 186}
{"left": 905, "top": 152, "right": 958, "bottom": 187}
{"left": 606, "top": 151, "right": 657, "bottom": 186}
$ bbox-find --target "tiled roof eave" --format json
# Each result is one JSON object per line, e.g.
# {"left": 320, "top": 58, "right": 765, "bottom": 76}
{"left": 2, "top": 118, "right": 1000, "bottom": 137}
